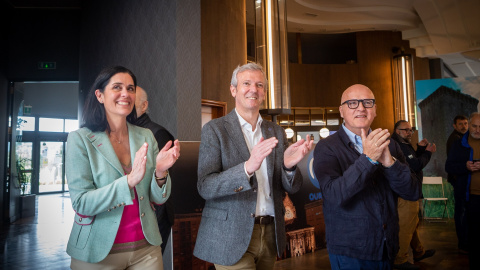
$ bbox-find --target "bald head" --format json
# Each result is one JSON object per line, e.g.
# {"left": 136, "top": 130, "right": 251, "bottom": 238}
{"left": 341, "top": 84, "right": 375, "bottom": 104}
{"left": 135, "top": 86, "right": 149, "bottom": 117}
{"left": 339, "top": 84, "right": 377, "bottom": 135}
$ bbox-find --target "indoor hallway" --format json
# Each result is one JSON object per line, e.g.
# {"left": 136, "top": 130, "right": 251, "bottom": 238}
{"left": 0, "top": 194, "right": 469, "bottom": 269}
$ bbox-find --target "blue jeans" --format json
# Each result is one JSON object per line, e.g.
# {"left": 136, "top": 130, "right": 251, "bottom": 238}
{"left": 329, "top": 253, "right": 392, "bottom": 270}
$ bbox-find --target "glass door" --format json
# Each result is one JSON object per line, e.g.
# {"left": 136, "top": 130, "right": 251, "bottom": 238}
{"left": 38, "top": 141, "right": 66, "bottom": 193}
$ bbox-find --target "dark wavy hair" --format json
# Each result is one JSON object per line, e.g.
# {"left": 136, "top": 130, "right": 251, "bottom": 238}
{"left": 81, "top": 66, "right": 137, "bottom": 132}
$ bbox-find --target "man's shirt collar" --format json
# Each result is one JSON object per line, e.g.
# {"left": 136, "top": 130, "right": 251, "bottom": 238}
{"left": 342, "top": 123, "right": 371, "bottom": 153}
{"left": 235, "top": 108, "right": 263, "bottom": 132}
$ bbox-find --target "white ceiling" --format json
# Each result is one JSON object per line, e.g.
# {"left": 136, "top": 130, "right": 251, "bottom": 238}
{"left": 286, "top": 0, "right": 480, "bottom": 78}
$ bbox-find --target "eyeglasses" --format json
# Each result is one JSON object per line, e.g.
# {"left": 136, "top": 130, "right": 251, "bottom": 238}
{"left": 341, "top": 99, "right": 375, "bottom": 109}
{"left": 398, "top": 128, "right": 415, "bottom": 133}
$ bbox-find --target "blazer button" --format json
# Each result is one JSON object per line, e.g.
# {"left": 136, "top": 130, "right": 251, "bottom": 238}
{"left": 117, "top": 204, "right": 122, "bottom": 207}
{"left": 79, "top": 217, "right": 82, "bottom": 222}
{"left": 107, "top": 209, "right": 111, "bottom": 212}
{"left": 141, "top": 213, "right": 145, "bottom": 217}
{"left": 238, "top": 186, "right": 244, "bottom": 191}
{"left": 122, "top": 202, "right": 126, "bottom": 205}
{"left": 253, "top": 188, "right": 257, "bottom": 193}
{"left": 251, "top": 213, "right": 255, "bottom": 217}
{"left": 113, "top": 206, "right": 116, "bottom": 209}
{"left": 139, "top": 196, "right": 144, "bottom": 201}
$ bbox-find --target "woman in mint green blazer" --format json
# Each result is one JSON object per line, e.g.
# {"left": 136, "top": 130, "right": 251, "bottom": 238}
{"left": 66, "top": 66, "right": 180, "bottom": 269}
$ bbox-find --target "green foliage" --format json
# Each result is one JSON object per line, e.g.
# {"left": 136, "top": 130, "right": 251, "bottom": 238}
{"left": 16, "top": 157, "right": 31, "bottom": 195}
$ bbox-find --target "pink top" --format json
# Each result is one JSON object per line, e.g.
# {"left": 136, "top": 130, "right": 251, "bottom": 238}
{"left": 113, "top": 168, "right": 145, "bottom": 244}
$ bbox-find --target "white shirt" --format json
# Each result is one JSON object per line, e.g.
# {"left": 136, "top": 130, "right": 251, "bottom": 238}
{"left": 235, "top": 109, "right": 275, "bottom": 217}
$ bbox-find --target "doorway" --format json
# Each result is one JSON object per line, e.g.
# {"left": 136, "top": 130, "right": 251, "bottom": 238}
{"left": 8, "top": 82, "right": 79, "bottom": 196}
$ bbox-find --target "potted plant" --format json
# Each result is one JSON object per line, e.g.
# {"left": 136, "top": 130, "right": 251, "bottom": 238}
{"left": 16, "top": 157, "right": 31, "bottom": 195}
{"left": 16, "top": 157, "right": 36, "bottom": 217}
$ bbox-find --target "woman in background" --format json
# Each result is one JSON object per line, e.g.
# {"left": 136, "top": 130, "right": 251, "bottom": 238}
{"left": 66, "top": 66, "right": 180, "bottom": 269}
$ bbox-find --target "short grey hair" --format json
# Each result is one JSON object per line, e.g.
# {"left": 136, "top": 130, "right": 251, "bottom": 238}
{"left": 230, "top": 62, "right": 267, "bottom": 90}
{"left": 136, "top": 86, "right": 149, "bottom": 114}
{"left": 469, "top": 112, "right": 480, "bottom": 122}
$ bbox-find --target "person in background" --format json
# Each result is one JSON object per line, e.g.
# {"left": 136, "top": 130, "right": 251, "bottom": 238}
{"left": 313, "top": 84, "right": 420, "bottom": 270}
{"left": 66, "top": 66, "right": 180, "bottom": 269}
{"left": 134, "top": 86, "right": 175, "bottom": 254}
{"left": 391, "top": 120, "right": 436, "bottom": 270}
{"left": 193, "top": 63, "right": 313, "bottom": 270}
{"left": 446, "top": 112, "right": 480, "bottom": 270}
{"left": 446, "top": 115, "right": 469, "bottom": 253}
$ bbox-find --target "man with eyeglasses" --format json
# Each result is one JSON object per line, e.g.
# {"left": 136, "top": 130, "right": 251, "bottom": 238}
{"left": 313, "top": 84, "right": 420, "bottom": 270}
{"left": 391, "top": 120, "right": 436, "bottom": 270}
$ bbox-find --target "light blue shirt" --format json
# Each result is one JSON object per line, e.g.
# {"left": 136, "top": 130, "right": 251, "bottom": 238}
{"left": 342, "top": 124, "right": 365, "bottom": 153}
{"left": 342, "top": 124, "right": 379, "bottom": 165}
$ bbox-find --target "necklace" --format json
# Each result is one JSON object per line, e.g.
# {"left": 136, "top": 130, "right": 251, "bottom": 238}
{"left": 109, "top": 133, "right": 122, "bottom": 144}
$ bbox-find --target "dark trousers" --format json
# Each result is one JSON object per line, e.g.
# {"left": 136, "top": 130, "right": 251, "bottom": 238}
{"left": 154, "top": 202, "right": 174, "bottom": 254}
{"left": 453, "top": 181, "right": 468, "bottom": 250}
{"left": 467, "top": 194, "right": 480, "bottom": 270}
{"left": 329, "top": 253, "right": 392, "bottom": 270}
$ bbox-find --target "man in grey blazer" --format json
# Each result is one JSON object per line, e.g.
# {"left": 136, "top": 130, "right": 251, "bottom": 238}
{"left": 193, "top": 63, "right": 313, "bottom": 269}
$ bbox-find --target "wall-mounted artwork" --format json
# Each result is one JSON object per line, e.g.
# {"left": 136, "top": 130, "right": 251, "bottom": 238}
{"left": 415, "top": 76, "right": 480, "bottom": 217}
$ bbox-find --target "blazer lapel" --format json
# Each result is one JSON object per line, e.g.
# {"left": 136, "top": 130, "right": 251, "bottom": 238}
{"left": 224, "top": 111, "right": 251, "bottom": 162}
{"left": 86, "top": 130, "right": 124, "bottom": 176}
{"left": 261, "top": 121, "right": 275, "bottom": 186}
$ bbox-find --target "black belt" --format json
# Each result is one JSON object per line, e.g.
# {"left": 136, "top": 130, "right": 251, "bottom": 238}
{"left": 254, "top": 216, "right": 274, "bottom": 225}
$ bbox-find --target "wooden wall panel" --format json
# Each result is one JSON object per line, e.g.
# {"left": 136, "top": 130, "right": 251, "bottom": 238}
{"left": 414, "top": 56, "right": 431, "bottom": 81}
{"left": 201, "top": 0, "right": 246, "bottom": 113}
{"left": 289, "top": 63, "right": 359, "bottom": 107}
{"left": 289, "top": 31, "right": 430, "bottom": 133}
{"left": 356, "top": 31, "right": 397, "bottom": 131}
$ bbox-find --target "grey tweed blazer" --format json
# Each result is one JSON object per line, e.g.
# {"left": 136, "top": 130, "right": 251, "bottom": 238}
{"left": 193, "top": 110, "right": 302, "bottom": 266}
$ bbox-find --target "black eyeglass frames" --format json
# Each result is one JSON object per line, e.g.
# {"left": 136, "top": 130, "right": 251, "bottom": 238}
{"left": 341, "top": 99, "right": 375, "bottom": 109}
{"left": 397, "top": 128, "right": 415, "bottom": 133}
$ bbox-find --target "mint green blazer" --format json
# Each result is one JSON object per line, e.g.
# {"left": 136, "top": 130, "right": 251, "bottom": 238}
{"left": 65, "top": 122, "right": 171, "bottom": 263}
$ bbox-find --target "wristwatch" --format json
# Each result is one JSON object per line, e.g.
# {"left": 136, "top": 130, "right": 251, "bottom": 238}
{"left": 155, "top": 170, "right": 169, "bottom": 181}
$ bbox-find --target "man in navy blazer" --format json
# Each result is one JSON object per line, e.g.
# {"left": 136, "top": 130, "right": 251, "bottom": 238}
{"left": 313, "top": 84, "right": 420, "bottom": 270}
{"left": 193, "top": 63, "right": 313, "bottom": 269}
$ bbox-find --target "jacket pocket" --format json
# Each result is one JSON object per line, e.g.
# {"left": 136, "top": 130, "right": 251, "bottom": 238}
{"left": 70, "top": 214, "right": 94, "bottom": 249}
{"left": 202, "top": 206, "right": 228, "bottom": 221}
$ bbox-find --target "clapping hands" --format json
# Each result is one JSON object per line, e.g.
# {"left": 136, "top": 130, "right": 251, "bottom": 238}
{"left": 284, "top": 134, "right": 314, "bottom": 169}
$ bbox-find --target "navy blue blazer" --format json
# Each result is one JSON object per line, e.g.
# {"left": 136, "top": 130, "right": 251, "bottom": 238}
{"left": 445, "top": 131, "right": 473, "bottom": 201}
{"left": 313, "top": 126, "right": 420, "bottom": 261}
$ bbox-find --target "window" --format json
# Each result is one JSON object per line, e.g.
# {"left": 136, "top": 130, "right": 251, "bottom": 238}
{"left": 39, "top": 118, "right": 64, "bottom": 132}
{"left": 65, "top": 119, "right": 79, "bottom": 133}
{"left": 17, "top": 116, "right": 35, "bottom": 131}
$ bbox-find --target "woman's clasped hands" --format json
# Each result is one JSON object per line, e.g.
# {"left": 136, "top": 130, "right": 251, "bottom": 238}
{"left": 127, "top": 140, "right": 181, "bottom": 189}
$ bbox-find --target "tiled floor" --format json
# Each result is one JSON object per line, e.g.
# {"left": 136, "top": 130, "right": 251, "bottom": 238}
{"left": 0, "top": 194, "right": 470, "bottom": 269}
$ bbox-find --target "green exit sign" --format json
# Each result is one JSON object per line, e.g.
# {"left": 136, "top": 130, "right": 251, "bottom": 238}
{"left": 23, "top": 105, "right": 32, "bottom": 115}
{"left": 38, "top": 62, "right": 56, "bottom": 69}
